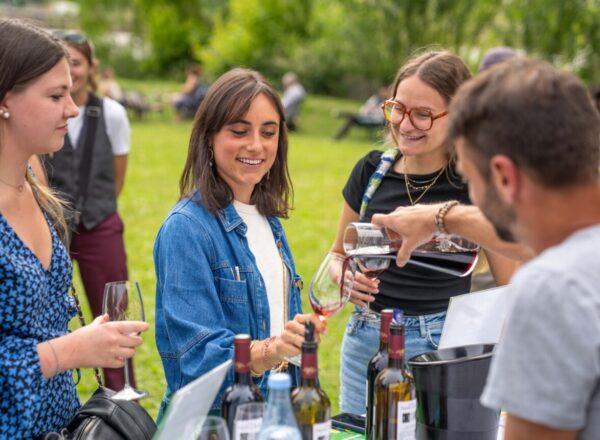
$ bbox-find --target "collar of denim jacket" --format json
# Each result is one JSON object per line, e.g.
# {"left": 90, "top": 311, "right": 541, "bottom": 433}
{"left": 218, "top": 202, "right": 246, "bottom": 233}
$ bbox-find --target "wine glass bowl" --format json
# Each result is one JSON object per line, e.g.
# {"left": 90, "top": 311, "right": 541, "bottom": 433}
{"left": 308, "top": 252, "right": 356, "bottom": 318}
{"left": 192, "top": 416, "right": 230, "bottom": 440}
{"left": 233, "top": 402, "right": 265, "bottom": 440}
{"left": 102, "top": 280, "right": 147, "bottom": 401}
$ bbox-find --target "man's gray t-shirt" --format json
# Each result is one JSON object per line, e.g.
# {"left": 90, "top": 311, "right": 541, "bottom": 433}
{"left": 481, "top": 225, "right": 600, "bottom": 439}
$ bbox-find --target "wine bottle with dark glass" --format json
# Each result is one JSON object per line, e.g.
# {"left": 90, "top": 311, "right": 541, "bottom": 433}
{"left": 366, "top": 309, "right": 394, "bottom": 439}
{"left": 221, "top": 334, "right": 264, "bottom": 438}
{"left": 373, "top": 311, "right": 416, "bottom": 440}
{"left": 291, "top": 320, "right": 332, "bottom": 440}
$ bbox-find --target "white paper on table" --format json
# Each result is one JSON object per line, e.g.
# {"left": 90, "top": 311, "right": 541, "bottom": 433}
{"left": 155, "top": 359, "right": 232, "bottom": 440}
{"left": 439, "top": 286, "right": 513, "bottom": 350}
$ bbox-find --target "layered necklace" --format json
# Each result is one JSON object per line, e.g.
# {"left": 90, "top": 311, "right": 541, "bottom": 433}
{"left": 402, "top": 156, "right": 447, "bottom": 205}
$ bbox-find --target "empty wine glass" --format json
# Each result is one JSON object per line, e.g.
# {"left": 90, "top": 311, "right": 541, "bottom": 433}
{"left": 233, "top": 402, "right": 264, "bottom": 440}
{"left": 102, "top": 280, "right": 147, "bottom": 401}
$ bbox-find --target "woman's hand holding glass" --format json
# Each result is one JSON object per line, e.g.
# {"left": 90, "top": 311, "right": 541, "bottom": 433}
{"left": 72, "top": 314, "right": 148, "bottom": 369}
{"left": 347, "top": 270, "right": 380, "bottom": 309}
{"left": 102, "top": 280, "right": 148, "bottom": 400}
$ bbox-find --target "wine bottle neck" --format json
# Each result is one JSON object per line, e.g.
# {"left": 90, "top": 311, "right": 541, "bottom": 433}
{"left": 234, "top": 371, "right": 252, "bottom": 385}
{"left": 388, "top": 327, "right": 405, "bottom": 367}
{"left": 378, "top": 339, "right": 389, "bottom": 352}
{"left": 300, "top": 348, "right": 319, "bottom": 385}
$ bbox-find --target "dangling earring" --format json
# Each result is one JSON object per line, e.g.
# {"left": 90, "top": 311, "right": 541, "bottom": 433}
{"left": 208, "top": 146, "right": 214, "bottom": 167}
{"left": 0, "top": 110, "right": 10, "bottom": 119}
{"left": 267, "top": 170, "right": 270, "bottom": 180}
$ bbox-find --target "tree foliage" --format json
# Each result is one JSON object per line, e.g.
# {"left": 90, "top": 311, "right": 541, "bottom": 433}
{"left": 77, "top": 0, "right": 600, "bottom": 93}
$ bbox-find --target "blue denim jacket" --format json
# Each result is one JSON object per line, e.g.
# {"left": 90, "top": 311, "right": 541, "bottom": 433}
{"left": 154, "top": 192, "right": 303, "bottom": 413}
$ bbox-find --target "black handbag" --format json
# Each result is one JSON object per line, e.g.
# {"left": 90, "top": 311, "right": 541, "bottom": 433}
{"left": 38, "top": 287, "right": 156, "bottom": 440}
{"left": 39, "top": 387, "right": 156, "bottom": 440}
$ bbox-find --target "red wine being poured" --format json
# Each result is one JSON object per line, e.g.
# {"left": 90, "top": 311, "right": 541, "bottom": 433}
{"left": 346, "top": 239, "right": 479, "bottom": 278}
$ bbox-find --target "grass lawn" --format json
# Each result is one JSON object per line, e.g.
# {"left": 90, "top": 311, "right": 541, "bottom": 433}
{"left": 71, "top": 91, "right": 388, "bottom": 418}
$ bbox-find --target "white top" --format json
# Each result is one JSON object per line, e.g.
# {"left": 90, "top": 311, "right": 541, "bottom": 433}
{"left": 233, "top": 200, "right": 285, "bottom": 337}
{"left": 67, "top": 97, "right": 131, "bottom": 156}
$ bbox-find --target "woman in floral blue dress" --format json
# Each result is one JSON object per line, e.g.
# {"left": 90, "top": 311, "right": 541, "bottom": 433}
{"left": 0, "top": 19, "right": 149, "bottom": 438}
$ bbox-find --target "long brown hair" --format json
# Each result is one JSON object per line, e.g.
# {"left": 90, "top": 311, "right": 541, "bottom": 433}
{"left": 179, "top": 68, "right": 293, "bottom": 218}
{"left": 0, "top": 18, "right": 70, "bottom": 241}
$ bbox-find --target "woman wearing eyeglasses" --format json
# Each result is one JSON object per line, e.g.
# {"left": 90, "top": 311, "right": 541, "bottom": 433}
{"left": 331, "top": 51, "right": 519, "bottom": 415}
{"left": 41, "top": 30, "right": 133, "bottom": 391}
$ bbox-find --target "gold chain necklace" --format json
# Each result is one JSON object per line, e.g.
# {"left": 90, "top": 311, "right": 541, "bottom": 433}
{"left": 0, "top": 175, "right": 25, "bottom": 192}
{"left": 403, "top": 157, "right": 446, "bottom": 205}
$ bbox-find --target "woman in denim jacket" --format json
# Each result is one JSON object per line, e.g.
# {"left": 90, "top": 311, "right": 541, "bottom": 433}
{"left": 154, "top": 68, "right": 325, "bottom": 416}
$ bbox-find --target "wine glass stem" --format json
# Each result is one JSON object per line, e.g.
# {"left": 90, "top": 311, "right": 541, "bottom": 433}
{"left": 123, "top": 358, "right": 132, "bottom": 389}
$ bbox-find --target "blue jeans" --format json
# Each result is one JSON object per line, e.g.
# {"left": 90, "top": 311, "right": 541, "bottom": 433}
{"left": 339, "top": 310, "right": 446, "bottom": 414}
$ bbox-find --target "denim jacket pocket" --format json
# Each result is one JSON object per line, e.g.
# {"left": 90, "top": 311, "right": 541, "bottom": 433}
{"left": 216, "top": 277, "right": 250, "bottom": 334}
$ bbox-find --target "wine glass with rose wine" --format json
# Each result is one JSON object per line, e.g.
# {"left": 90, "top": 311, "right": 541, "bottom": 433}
{"left": 286, "top": 252, "right": 357, "bottom": 366}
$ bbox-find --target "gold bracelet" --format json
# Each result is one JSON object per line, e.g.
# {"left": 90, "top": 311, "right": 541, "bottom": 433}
{"left": 249, "top": 340, "right": 263, "bottom": 377}
{"left": 46, "top": 340, "right": 61, "bottom": 376}
{"left": 435, "top": 200, "right": 459, "bottom": 235}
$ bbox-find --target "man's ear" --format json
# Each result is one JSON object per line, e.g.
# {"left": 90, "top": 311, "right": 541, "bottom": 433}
{"left": 489, "top": 154, "right": 519, "bottom": 204}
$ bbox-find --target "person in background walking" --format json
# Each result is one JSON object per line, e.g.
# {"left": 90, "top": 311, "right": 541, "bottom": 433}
{"left": 281, "top": 72, "right": 306, "bottom": 131}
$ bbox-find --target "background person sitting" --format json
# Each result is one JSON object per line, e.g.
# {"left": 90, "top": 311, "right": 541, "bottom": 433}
{"left": 173, "top": 63, "right": 208, "bottom": 120}
{"left": 281, "top": 71, "right": 306, "bottom": 131}
{"left": 333, "top": 85, "right": 389, "bottom": 140}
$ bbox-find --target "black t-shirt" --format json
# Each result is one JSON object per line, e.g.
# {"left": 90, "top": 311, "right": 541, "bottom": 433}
{"left": 343, "top": 149, "right": 473, "bottom": 315}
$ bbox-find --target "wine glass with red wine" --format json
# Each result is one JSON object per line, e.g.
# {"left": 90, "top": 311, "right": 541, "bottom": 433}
{"left": 308, "top": 252, "right": 357, "bottom": 319}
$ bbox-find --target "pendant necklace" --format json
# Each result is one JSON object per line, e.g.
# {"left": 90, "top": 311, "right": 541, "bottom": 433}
{"left": 403, "top": 157, "right": 446, "bottom": 205}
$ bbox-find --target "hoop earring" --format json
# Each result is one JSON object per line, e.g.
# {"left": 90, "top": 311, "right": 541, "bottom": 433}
{"left": 208, "top": 146, "right": 214, "bottom": 167}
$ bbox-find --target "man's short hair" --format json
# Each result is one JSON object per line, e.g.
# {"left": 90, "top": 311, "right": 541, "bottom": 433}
{"left": 448, "top": 58, "right": 600, "bottom": 187}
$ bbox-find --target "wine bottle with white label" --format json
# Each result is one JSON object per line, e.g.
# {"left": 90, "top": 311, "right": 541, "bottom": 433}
{"left": 291, "top": 320, "right": 332, "bottom": 440}
{"left": 373, "top": 311, "right": 416, "bottom": 440}
{"left": 221, "top": 334, "right": 264, "bottom": 439}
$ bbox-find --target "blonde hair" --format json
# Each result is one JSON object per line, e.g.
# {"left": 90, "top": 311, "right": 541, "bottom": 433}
{"left": 27, "top": 169, "right": 70, "bottom": 244}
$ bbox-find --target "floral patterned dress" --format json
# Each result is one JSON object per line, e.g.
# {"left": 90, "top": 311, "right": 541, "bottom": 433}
{"left": 0, "top": 213, "right": 80, "bottom": 438}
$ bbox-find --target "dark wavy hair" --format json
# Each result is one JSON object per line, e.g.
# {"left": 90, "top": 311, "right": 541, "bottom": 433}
{"left": 179, "top": 68, "right": 293, "bottom": 217}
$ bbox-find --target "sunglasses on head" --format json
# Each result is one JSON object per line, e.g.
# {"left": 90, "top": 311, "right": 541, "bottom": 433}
{"left": 52, "top": 29, "right": 88, "bottom": 45}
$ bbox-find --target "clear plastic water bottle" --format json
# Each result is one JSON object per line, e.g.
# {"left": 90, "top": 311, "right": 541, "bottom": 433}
{"left": 258, "top": 373, "right": 302, "bottom": 440}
